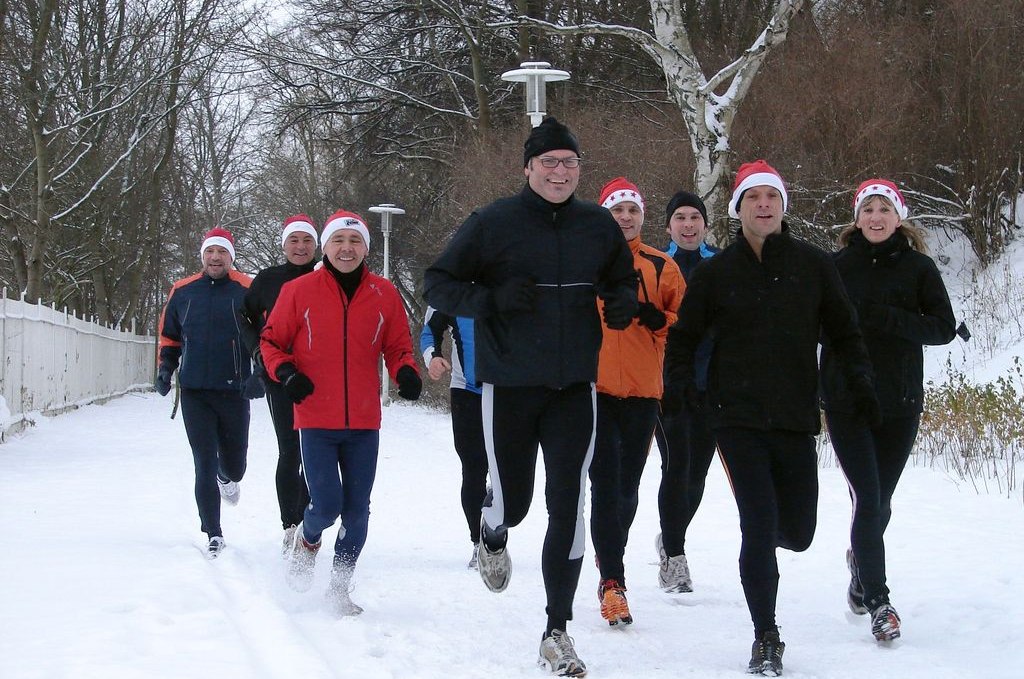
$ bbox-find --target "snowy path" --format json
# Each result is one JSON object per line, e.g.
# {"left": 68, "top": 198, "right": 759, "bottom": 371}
{"left": 1, "top": 392, "right": 1021, "bottom": 678}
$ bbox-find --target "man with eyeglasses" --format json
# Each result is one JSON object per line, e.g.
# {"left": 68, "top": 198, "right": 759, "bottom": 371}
{"left": 425, "top": 116, "right": 638, "bottom": 677}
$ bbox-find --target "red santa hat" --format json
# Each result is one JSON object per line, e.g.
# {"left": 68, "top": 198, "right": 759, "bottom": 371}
{"left": 199, "top": 227, "right": 235, "bottom": 262}
{"left": 281, "top": 214, "right": 319, "bottom": 247}
{"left": 321, "top": 210, "right": 371, "bottom": 250}
{"left": 853, "top": 179, "right": 908, "bottom": 221}
{"left": 599, "top": 177, "right": 645, "bottom": 214}
{"left": 728, "top": 159, "right": 788, "bottom": 219}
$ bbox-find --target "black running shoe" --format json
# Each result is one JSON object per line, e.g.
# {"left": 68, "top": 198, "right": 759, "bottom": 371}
{"left": 748, "top": 629, "right": 785, "bottom": 676}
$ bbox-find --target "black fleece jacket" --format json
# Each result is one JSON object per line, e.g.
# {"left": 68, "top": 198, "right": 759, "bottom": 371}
{"left": 665, "top": 225, "right": 873, "bottom": 433}
{"left": 820, "top": 230, "right": 956, "bottom": 417}
{"left": 424, "top": 185, "right": 637, "bottom": 389}
{"left": 238, "top": 259, "right": 317, "bottom": 358}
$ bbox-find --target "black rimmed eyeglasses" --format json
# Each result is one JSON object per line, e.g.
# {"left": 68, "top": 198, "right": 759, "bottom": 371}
{"left": 536, "top": 156, "right": 582, "bottom": 169}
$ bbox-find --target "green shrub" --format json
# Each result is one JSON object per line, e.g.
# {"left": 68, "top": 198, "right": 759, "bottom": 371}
{"left": 917, "top": 356, "right": 1023, "bottom": 498}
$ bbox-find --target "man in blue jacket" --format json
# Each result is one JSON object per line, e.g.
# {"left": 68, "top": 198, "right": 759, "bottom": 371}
{"left": 156, "top": 227, "right": 253, "bottom": 558}
{"left": 420, "top": 307, "right": 487, "bottom": 570}
{"left": 654, "top": 190, "right": 720, "bottom": 594}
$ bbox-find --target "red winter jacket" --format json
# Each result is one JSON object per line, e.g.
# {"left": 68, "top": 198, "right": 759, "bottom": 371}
{"left": 260, "top": 266, "right": 418, "bottom": 430}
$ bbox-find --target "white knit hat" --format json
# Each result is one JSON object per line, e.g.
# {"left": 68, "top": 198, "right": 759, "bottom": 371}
{"left": 321, "top": 210, "right": 370, "bottom": 250}
{"left": 853, "top": 179, "right": 908, "bottom": 220}
{"left": 281, "top": 214, "right": 319, "bottom": 247}
{"left": 199, "top": 227, "right": 235, "bottom": 262}
{"left": 728, "top": 159, "right": 788, "bottom": 219}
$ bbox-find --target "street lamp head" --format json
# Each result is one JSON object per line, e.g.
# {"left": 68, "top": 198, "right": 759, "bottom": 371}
{"left": 369, "top": 203, "right": 406, "bottom": 236}
{"left": 501, "top": 61, "right": 570, "bottom": 128}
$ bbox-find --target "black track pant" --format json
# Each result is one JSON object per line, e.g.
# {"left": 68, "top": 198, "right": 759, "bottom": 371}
{"left": 654, "top": 398, "right": 718, "bottom": 557}
{"left": 589, "top": 394, "right": 659, "bottom": 582}
{"left": 825, "top": 410, "right": 920, "bottom": 604}
{"left": 266, "top": 379, "right": 308, "bottom": 529}
{"left": 716, "top": 427, "right": 818, "bottom": 635}
{"left": 450, "top": 388, "right": 489, "bottom": 544}
{"left": 481, "top": 382, "right": 595, "bottom": 632}
{"left": 180, "top": 388, "right": 250, "bottom": 538}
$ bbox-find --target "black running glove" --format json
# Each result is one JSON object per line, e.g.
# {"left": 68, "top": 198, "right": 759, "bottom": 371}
{"left": 603, "top": 296, "right": 639, "bottom": 330}
{"left": 492, "top": 277, "right": 537, "bottom": 314}
{"left": 396, "top": 365, "right": 422, "bottom": 401}
{"left": 243, "top": 365, "right": 266, "bottom": 400}
{"left": 155, "top": 365, "right": 173, "bottom": 397}
{"left": 276, "top": 363, "right": 315, "bottom": 404}
{"left": 635, "top": 302, "right": 667, "bottom": 331}
{"left": 849, "top": 374, "right": 882, "bottom": 428}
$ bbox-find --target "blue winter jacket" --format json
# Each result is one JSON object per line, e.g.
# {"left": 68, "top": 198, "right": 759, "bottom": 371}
{"left": 158, "top": 270, "right": 253, "bottom": 392}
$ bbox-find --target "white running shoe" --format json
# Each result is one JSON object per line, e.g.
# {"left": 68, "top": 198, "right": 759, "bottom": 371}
{"left": 538, "top": 629, "right": 587, "bottom": 677}
{"left": 282, "top": 525, "right": 298, "bottom": 557}
{"left": 656, "top": 533, "right": 693, "bottom": 593}
{"left": 467, "top": 542, "right": 479, "bottom": 570}
{"left": 285, "top": 523, "right": 320, "bottom": 592}
{"left": 217, "top": 477, "right": 240, "bottom": 506}
{"left": 326, "top": 566, "right": 364, "bottom": 617}
{"left": 476, "top": 540, "right": 511, "bottom": 592}
{"left": 207, "top": 536, "right": 226, "bottom": 559}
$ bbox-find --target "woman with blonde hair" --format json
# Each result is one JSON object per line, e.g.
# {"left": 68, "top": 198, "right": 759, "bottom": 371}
{"left": 820, "top": 179, "right": 957, "bottom": 642}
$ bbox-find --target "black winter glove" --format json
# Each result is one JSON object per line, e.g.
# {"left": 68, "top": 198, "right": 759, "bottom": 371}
{"left": 155, "top": 365, "right": 173, "bottom": 397}
{"left": 661, "top": 381, "right": 684, "bottom": 417}
{"left": 662, "top": 380, "right": 702, "bottom": 418}
{"left": 396, "top": 365, "right": 422, "bottom": 401}
{"left": 635, "top": 302, "right": 667, "bottom": 331}
{"left": 243, "top": 364, "right": 266, "bottom": 400}
{"left": 493, "top": 277, "right": 537, "bottom": 314}
{"left": 276, "top": 363, "right": 315, "bottom": 404}
{"left": 849, "top": 374, "right": 882, "bottom": 428}
{"left": 603, "top": 296, "right": 639, "bottom": 330}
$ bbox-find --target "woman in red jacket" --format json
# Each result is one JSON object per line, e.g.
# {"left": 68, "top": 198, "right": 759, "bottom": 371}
{"left": 261, "top": 209, "right": 422, "bottom": 616}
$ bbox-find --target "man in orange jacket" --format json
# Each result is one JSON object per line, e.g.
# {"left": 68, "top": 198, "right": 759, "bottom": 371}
{"left": 588, "top": 177, "right": 686, "bottom": 627}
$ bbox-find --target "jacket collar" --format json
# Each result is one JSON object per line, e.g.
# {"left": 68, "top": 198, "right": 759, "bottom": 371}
{"left": 849, "top": 229, "right": 908, "bottom": 261}
{"left": 520, "top": 184, "right": 575, "bottom": 212}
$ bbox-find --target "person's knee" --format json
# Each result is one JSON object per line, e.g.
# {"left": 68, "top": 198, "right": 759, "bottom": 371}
{"left": 777, "top": 524, "right": 816, "bottom": 552}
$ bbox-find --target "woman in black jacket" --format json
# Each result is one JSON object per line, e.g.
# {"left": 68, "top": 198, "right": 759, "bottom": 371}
{"left": 820, "top": 179, "right": 957, "bottom": 643}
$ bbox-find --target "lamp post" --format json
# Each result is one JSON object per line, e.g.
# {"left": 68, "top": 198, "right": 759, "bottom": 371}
{"left": 369, "top": 203, "right": 405, "bottom": 405}
{"left": 500, "top": 61, "right": 570, "bottom": 128}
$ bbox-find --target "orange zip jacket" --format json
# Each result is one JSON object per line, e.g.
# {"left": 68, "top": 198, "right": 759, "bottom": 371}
{"left": 597, "top": 237, "right": 686, "bottom": 399}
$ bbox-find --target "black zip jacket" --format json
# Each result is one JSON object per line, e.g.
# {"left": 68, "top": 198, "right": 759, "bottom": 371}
{"left": 238, "top": 260, "right": 317, "bottom": 358}
{"left": 820, "top": 230, "right": 956, "bottom": 416}
{"left": 423, "top": 185, "right": 638, "bottom": 389}
{"left": 665, "top": 225, "right": 873, "bottom": 433}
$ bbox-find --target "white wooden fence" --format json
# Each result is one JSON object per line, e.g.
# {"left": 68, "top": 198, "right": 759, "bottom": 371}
{"left": 0, "top": 290, "right": 155, "bottom": 441}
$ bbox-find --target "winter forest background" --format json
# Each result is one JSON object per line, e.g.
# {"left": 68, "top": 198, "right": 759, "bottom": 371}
{"left": 3, "top": 0, "right": 1022, "bottom": 338}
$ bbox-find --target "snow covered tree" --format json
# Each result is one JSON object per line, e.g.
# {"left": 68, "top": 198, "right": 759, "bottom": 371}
{"left": 497, "top": 0, "right": 808, "bottom": 237}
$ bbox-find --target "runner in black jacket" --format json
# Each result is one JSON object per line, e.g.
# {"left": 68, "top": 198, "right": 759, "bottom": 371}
{"left": 664, "top": 161, "right": 877, "bottom": 676}
{"left": 820, "top": 179, "right": 956, "bottom": 643}
{"left": 424, "top": 117, "right": 637, "bottom": 678}
{"left": 238, "top": 214, "right": 318, "bottom": 551}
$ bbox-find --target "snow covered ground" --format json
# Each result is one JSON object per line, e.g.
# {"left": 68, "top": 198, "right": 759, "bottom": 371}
{"left": 1, "top": 389, "right": 1021, "bottom": 678}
